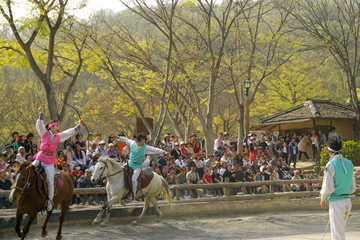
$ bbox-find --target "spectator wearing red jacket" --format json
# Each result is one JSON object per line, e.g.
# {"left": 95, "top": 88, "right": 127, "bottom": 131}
{"left": 180, "top": 142, "right": 187, "bottom": 156}
{"left": 203, "top": 167, "right": 213, "bottom": 197}
{"left": 193, "top": 141, "right": 202, "bottom": 155}
{"left": 71, "top": 163, "right": 84, "bottom": 182}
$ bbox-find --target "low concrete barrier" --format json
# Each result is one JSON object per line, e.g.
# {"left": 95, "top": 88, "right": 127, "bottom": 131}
{"left": 1, "top": 196, "right": 359, "bottom": 231}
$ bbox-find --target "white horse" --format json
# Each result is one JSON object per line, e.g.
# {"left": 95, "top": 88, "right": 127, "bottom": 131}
{"left": 90, "top": 156, "right": 171, "bottom": 225}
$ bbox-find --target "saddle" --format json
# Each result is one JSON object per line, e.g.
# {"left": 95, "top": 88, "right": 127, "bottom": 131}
{"left": 124, "top": 165, "right": 154, "bottom": 192}
{"left": 35, "top": 166, "right": 64, "bottom": 199}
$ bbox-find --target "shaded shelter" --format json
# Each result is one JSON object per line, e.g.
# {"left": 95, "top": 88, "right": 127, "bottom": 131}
{"left": 251, "top": 99, "right": 356, "bottom": 140}
{"left": 251, "top": 99, "right": 357, "bottom": 160}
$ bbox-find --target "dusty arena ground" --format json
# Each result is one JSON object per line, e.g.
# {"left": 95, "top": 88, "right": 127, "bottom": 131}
{"left": 1, "top": 208, "right": 359, "bottom": 240}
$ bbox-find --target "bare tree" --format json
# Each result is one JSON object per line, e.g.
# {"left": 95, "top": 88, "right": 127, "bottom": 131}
{"left": 168, "top": 84, "right": 195, "bottom": 141}
{"left": 88, "top": 0, "right": 179, "bottom": 145}
{"left": 170, "top": 0, "right": 251, "bottom": 156}
{"left": 242, "top": 0, "right": 296, "bottom": 133}
{"left": 289, "top": 0, "right": 360, "bottom": 139}
{"left": 0, "top": 0, "right": 86, "bottom": 121}
{"left": 222, "top": 0, "right": 296, "bottom": 154}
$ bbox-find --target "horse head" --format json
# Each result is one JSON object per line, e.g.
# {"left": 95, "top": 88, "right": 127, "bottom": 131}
{"left": 9, "top": 163, "right": 35, "bottom": 202}
{"left": 91, "top": 156, "right": 124, "bottom": 184}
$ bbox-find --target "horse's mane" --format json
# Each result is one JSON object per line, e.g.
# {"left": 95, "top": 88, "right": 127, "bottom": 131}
{"left": 98, "top": 156, "right": 123, "bottom": 170}
{"left": 14, "top": 162, "right": 34, "bottom": 173}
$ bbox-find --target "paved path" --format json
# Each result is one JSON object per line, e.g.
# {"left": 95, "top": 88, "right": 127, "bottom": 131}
{"left": 1, "top": 209, "right": 359, "bottom": 239}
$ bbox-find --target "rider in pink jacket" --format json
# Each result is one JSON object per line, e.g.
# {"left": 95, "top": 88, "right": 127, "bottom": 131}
{"left": 32, "top": 106, "right": 83, "bottom": 211}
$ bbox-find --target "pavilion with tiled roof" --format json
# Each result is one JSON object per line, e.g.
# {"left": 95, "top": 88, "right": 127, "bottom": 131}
{"left": 251, "top": 99, "right": 357, "bottom": 140}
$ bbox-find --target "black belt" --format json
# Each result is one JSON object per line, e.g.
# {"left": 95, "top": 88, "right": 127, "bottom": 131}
{"left": 341, "top": 194, "right": 350, "bottom": 196}
{"left": 129, "top": 160, "right": 141, "bottom": 165}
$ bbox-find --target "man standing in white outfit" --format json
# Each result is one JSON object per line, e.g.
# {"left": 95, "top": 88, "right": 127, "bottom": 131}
{"left": 214, "top": 133, "right": 223, "bottom": 151}
{"left": 118, "top": 133, "right": 167, "bottom": 203}
{"left": 320, "top": 137, "right": 356, "bottom": 240}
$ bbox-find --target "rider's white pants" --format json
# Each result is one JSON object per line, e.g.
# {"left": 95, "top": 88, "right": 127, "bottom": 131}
{"left": 131, "top": 168, "right": 141, "bottom": 198}
{"left": 329, "top": 198, "right": 352, "bottom": 240}
{"left": 32, "top": 160, "right": 55, "bottom": 201}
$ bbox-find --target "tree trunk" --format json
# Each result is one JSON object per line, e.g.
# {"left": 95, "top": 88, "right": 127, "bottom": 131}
{"left": 244, "top": 98, "right": 250, "bottom": 135}
{"left": 237, "top": 104, "right": 245, "bottom": 154}
{"left": 167, "top": 112, "right": 185, "bottom": 141}
{"left": 215, "top": 125, "right": 219, "bottom": 137}
{"left": 203, "top": 128, "right": 214, "bottom": 158}
{"left": 149, "top": 131, "right": 157, "bottom": 146}
{"left": 355, "top": 115, "right": 360, "bottom": 142}
{"left": 184, "top": 106, "right": 192, "bottom": 141}
{"left": 204, "top": 72, "right": 216, "bottom": 158}
{"left": 346, "top": 75, "right": 360, "bottom": 141}
{"left": 44, "top": 82, "right": 59, "bottom": 121}
{"left": 184, "top": 124, "right": 191, "bottom": 142}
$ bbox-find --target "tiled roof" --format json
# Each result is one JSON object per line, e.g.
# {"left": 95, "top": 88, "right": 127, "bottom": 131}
{"left": 260, "top": 99, "right": 357, "bottom": 124}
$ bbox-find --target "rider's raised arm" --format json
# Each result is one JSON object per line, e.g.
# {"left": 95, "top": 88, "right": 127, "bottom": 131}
{"left": 58, "top": 124, "right": 81, "bottom": 143}
{"left": 145, "top": 145, "right": 165, "bottom": 155}
{"left": 36, "top": 112, "right": 47, "bottom": 138}
{"left": 118, "top": 137, "right": 135, "bottom": 146}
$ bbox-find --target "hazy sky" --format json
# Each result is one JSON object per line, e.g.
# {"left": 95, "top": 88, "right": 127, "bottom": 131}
{"left": 76, "top": 0, "right": 128, "bottom": 18}
{"left": 1, "top": 0, "right": 156, "bottom": 20}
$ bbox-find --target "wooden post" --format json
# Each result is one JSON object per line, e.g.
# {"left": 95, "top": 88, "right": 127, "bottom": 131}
{"left": 269, "top": 175, "right": 274, "bottom": 194}
{"left": 176, "top": 180, "right": 180, "bottom": 200}
{"left": 224, "top": 177, "right": 229, "bottom": 196}
{"left": 315, "top": 144, "right": 321, "bottom": 175}
{"left": 278, "top": 124, "right": 281, "bottom": 136}
{"left": 261, "top": 175, "right": 265, "bottom": 194}
{"left": 305, "top": 174, "right": 310, "bottom": 191}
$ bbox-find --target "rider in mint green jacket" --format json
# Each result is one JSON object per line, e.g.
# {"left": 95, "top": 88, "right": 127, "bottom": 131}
{"left": 119, "top": 134, "right": 166, "bottom": 202}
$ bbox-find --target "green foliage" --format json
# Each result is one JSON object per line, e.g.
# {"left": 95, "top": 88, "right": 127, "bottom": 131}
{"left": 342, "top": 141, "right": 360, "bottom": 166}
{"left": 250, "top": 52, "right": 331, "bottom": 123}
{"left": 181, "top": 0, "right": 196, "bottom": 8}
{"left": 0, "top": 0, "right": 357, "bottom": 145}
{"left": 0, "top": 67, "right": 46, "bottom": 146}
{"left": 320, "top": 141, "right": 360, "bottom": 166}
{"left": 320, "top": 147, "right": 330, "bottom": 166}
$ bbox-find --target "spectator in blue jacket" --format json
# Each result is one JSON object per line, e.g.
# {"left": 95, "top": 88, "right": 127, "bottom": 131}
{"left": 77, "top": 169, "right": 98, "bottom": 205}
{"left": 288, "top": 138, "right": 299, "bottom": 168}
{"left": 274, "top": 139, "right": 282, "bottom": 158}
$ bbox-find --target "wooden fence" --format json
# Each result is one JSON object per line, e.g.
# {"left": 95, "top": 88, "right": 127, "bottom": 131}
{"left": 0, "top": 178, "right": 358, "bottom": 199}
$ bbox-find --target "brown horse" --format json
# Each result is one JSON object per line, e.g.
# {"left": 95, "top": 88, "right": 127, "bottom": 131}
{"left": 8, "top": 163, "right": 74, "bottom": 240}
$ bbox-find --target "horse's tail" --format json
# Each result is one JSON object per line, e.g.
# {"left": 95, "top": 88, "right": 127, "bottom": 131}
{"left": 161, "top": 177, "right": 172, "bottom": 207}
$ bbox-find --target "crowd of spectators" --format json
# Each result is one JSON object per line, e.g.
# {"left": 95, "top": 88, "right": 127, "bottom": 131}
{"left": 0, "top": 127, "right": 333, "bottom": 207}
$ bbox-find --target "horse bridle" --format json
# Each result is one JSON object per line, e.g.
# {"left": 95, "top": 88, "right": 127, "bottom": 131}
{"left": 98, "top": 159, "right": 123, "bottom": 179}
{"left": 11, "top": 168, "right": 32, "bottom": 196}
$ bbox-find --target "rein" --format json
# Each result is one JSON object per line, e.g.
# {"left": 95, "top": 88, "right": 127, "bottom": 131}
{"left": 11, "top": 168, "right": 32, "bottom": 196}
{"left": 107, "top": 169, "right": 123, "bottom": 178}
{"left": 99, "top": 160, "right": 123, "bottom": 179}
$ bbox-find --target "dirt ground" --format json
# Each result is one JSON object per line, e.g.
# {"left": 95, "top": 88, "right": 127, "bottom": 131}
{"left": 1, "top": 208, "right": 359, "bottom": 240}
